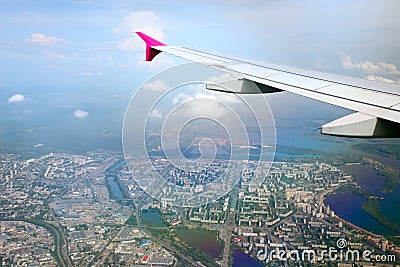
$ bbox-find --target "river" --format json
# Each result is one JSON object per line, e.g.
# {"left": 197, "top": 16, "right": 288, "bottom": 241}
{"left": 106, "top": 176, "right": 124, "bottom": 199}
{"left": 326, "top": 163, "right": 400, "bottom": 236}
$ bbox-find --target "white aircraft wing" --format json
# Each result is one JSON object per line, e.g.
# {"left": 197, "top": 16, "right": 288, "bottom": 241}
{"left": 136, "top": 32, "right": 400, "bottom": 138}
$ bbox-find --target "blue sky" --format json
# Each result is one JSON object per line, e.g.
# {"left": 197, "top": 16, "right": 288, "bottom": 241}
{"left": 1, "top": 0, "right": 399, "bottom": 152}
{"left": 2, "top": 0, "right": 400, "bottom": 89}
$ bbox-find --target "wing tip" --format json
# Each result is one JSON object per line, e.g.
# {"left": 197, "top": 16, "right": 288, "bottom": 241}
{"left": 135, "top": 32, "right": 166, "bottom": 61}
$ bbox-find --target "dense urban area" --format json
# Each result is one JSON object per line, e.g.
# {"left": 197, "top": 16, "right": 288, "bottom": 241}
{"left": 0, "top": 148, "right": 399, "bottom": 266}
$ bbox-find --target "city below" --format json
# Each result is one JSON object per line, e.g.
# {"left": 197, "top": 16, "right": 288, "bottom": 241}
{"left": 0, "top": 145, "right": 399, "bottom": 267}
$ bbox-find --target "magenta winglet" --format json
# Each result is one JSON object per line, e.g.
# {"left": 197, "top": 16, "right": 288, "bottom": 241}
{"left": 136, "top": 32, "right": 166, "bottom": 61}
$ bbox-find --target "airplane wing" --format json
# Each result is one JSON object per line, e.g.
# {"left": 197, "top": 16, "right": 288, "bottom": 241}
{"left": 136, "top": 32, "right": 400, "bottom": 138}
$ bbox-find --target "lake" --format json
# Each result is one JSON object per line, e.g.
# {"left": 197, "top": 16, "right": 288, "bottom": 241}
{"left": 175, "top": 229, "right": 222, "bottom": 259}
{"left": 141, "top": 209, "right": 167, "bottom": 227}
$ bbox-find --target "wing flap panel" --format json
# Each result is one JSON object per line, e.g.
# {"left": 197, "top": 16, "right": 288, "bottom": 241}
{"left": 317, "top": 84, "right": 400, "bottom": 108}
{"left": 266, "top": 73, "right": 333, "bottom": 90}
{"left": 229, "top": 63, "right": 281, "bottom": 78}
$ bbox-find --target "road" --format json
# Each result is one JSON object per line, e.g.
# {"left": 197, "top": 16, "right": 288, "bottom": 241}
{"left": 220, "top": 209, "right": 237, "bottom": 267}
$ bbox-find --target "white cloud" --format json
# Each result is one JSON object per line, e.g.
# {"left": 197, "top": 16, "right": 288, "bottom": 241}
{"left": 365, "top": 75, "right": 396, "bottom": 84}
{"left": 175, "top": 97, "right": 230, "bottom": 120}
{"left": 26, "top": 33, "right": 64, "bottom": 47}
{"left": 340, "top": 52, "right": 400, "bottom": 76}
{"left": 74, "top": 109, "right": 89, "bottom": 119}
{"left": 172, "top": 92, "right": 216, "bottom": 106}
{"left": 170, "top": 89, "right": 242, "bottom": 120}
{"left": 112, "top": 11, "right": 165, "bottom": 51}
{"left": 143, "top": 79, "right": 169, "bottom": 91}
{"left": 8, "top": 94, "right": 25, "bottom": 103}
{"left": 172, "top": 86, "right": 241, "bottom": 106}
{"left": 149, "top": 109, "right": 163, "bottom": 118}
{"left": 340, "top": 52, "right": 400, "bottom": 83}
{"left": 376, "top": 61, "right": 400, "bottom": 75}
